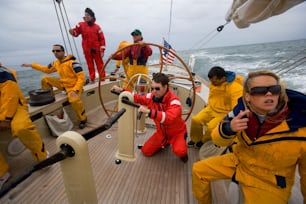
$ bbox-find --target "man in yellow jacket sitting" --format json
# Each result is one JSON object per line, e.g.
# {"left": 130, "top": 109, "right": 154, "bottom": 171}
{"left": 188, "top": 66, "right": 243, "bottom": 149}
{"left": 0, "top": 63, "right": 48, "bottom": 189}
{"left": 21, "top": 44, "right": 87, "bottom": 129}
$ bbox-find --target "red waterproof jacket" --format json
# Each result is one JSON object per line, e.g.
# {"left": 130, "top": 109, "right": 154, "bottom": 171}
{"left": 113, "top": 44, "right": 152, "bottom": 66}
{"left": 134, "top": 89, "right": 187, "bottom": 141}
{"left": 71, "top": 20, "right": 106, "bottom": 52}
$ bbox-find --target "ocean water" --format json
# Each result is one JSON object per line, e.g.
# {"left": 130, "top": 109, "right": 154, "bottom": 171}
{"left": 182, "top": 39, "right": 306, "bottom": 94}
{"left": 10, "top": 39, "right": 306, "bottom": 96}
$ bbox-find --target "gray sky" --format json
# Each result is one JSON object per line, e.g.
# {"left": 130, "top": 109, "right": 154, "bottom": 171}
{"left": 1, "top": 0, "right": 305, "bottom": 66}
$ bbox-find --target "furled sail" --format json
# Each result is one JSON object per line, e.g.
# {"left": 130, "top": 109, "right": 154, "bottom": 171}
{"left": 226, "top": 0, "right": 305, "bottom": 28}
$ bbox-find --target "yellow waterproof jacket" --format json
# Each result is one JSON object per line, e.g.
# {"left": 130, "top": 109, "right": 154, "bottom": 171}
{"left": 212, "top": 91, "right": 306, "bottom": 200}
{"left": 208, "top": 71, "right": 243, "bottom": 114}
{"left": 0, "top": 66, "right": 27, "bottom": 121}
{"left": 31, "top": 54, "right": 85, "bottom": 92}
{"left": 213, "top": 121, "right": 306, "bottom": 200}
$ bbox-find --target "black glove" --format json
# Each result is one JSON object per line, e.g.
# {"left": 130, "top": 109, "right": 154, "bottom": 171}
{"left": 90, "top": 48, "right": 96, "bottom": 54}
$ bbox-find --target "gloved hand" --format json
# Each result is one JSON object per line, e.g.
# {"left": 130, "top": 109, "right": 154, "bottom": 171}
{"left": 90, "top": 48, "right": 96, "bottom": 54}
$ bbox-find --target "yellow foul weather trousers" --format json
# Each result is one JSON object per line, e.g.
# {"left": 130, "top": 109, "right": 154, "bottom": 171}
{"left": 0, "top": 107, "right": 47, "bottom": 177}
{"left": 190, "top": 105, "right": 226, "bottom": 143}
{"left": 41, "top": 76, "right": 86, "bottom": 121}
{"left": 124, "top": 64, "right": 149, "bottom": 90}
{"left": 192, "top": 153, "right": 289, "bottom": 204}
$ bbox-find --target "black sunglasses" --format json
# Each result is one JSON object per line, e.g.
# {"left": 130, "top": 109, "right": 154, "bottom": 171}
{"left": 52, "top": 50, "right": 63, "bottom": 53}
{"left": 249, "top": 85, "right": 281, "bottom": 96}
{"left": 151, "top": 87, "right": 161, "bottom": 91}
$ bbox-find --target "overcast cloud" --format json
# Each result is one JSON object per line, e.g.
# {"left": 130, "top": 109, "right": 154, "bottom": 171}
{"left": 0, "top": 0, "right": 305, "bottom": 66}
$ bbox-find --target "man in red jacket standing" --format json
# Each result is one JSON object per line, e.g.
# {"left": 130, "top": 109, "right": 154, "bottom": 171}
{"left": 69, "top": 8, "right": 106, "bottom": 83}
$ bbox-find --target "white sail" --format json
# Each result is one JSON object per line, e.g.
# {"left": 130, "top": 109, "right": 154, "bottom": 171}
{"left": 226, "top": 0, "right": 305, "bottom": 28}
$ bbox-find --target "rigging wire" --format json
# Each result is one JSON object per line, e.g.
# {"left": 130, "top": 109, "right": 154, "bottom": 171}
{"left": 189, "top": 22, "right": 229, "bottom": 51}
{"left": 53, "top": 0, "right": 82, "bottom": 64}
{"left": 169, "top": 1, "right": 304, "bottom": 77}
{"left": 55, "top": 1, "right": 74, "bottom": 54}
{"left": 52, "top": 0, "right": 68, "bottom": 52}
{"left": 167, "top": 0, "right": 173, "bottom": 44}
{"left": 189, "top": 19, "right": 305, "bottom": 76}
{"left": 162, "top": 0, "right": 174, "bottom": 71}
{"left": 60, "top": 0, "right": 82, "bottom": 63}
{"left": 165, "top": 0, "right": 227, "bottom": 59}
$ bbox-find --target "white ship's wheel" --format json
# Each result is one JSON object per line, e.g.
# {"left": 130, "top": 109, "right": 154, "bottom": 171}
{"left": 98, "top": 42, "right": 196, "bottom": 121}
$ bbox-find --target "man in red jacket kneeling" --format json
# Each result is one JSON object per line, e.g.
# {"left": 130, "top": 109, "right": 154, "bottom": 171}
{"left": 112, "top": 73, "right": 188, "bottom": 163}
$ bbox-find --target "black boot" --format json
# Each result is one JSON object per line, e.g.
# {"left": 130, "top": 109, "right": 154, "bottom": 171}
{"left": 180, "top": 155, "right": 188, "bottom": 163}
{"left": 79, "top": 118, "right": 87, "bottom": 129}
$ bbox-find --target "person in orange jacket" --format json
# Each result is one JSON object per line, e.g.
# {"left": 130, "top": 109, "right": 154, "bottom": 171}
{"left": 0, "top": 63, "right": 48, "bottom": 189}
{"left": 69, "top": 8, "right": 106, "bottom": 83}
{"left": 112, "top": 73, "right": 188, "bottom": 163}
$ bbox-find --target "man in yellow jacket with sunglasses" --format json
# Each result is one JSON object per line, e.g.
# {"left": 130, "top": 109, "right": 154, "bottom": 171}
{"left": 21, "top": 44, "right": 87, "bottom": 129}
